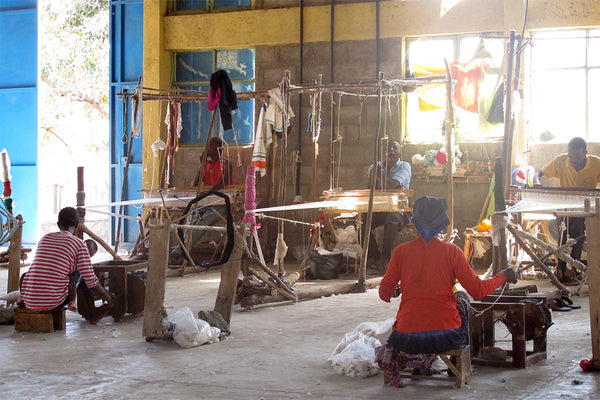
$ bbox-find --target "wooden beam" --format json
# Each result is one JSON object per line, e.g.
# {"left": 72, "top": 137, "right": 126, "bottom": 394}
{"left": 443, "top": 58, "right": 455, "bottom": 234}
{"left": 585, "top": 198, "right": 600, "bottom": 369}
{"left": 214, "top": 227, "right": 245, "bottom": 326}
{"left": 7, "top": 215, "right": 23, "bottom": 293}
{"left": 143, "top": 220, "right": 170, "bottom": 340}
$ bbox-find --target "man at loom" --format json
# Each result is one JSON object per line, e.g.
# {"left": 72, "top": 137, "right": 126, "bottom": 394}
{"left": 534, "top": 137, "right": 600, "bottom": 282}
{"left": 366, "top": 140, "right": 411, "bottom": 273}
{"left": 375, "top": 196, "right": 517, "bottom": 387}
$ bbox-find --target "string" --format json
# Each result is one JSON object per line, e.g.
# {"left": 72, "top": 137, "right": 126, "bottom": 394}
{"left": 468, "top": 282, "right": 508, "bottom": 317}
{"left": 255, "top": 213, "right": 317, "bottom": 228}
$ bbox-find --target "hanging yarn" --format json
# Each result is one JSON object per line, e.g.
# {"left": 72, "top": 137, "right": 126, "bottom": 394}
{"left": 241, "top": 165, "right": 260, "bottom": 235}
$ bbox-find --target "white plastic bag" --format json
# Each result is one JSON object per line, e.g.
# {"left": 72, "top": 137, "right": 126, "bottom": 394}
{"left": 170, "top": 307, "right": 219, "bottom": 348}
{"left": 329, "top": 332, "right": 381, "bottom": 378}
{"left": 195, "top": 318, "right": 221, "bottom": 344}
{"left": 171, "top": 307, "right": 202, "bottom": 348}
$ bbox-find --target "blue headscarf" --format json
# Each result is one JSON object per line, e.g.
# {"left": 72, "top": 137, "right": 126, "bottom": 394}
{"left": 410, "top": 196, "right": 450, "bottom": 242}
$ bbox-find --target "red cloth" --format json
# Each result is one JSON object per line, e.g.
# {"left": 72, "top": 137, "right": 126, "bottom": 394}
{"left": 450, "top": 59, "right": 488, "bottom": 113}
{"left": 202, "top": 158, "right": 231, "bottom": 186}
{"left": 3, "top": 181, "right": 11, "bottom": 196}
{"left": 207, "top": 87, "right": 221, "bottom": 111}
{"left": 379, "top": 236, "right": 505, "bottom": 333}
{"left": 21, "top": 231, "right": 99, "bottom": 310}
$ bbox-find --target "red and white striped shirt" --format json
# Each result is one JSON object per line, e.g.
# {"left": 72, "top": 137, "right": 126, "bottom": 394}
{"left": 21, "top": 231, "right": 99, "bottom": 310}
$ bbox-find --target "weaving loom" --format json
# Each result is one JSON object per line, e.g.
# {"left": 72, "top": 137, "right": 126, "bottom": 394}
{"left": 508, "top": 187, "right": 600, "bottom": 214}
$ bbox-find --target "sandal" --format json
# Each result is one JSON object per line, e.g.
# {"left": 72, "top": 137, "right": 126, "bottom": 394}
{"left": 548, "top": 298, "right": 571, "bottom": 312}
{"left": 561, "top": 296, "right": 582, "bottom": 309}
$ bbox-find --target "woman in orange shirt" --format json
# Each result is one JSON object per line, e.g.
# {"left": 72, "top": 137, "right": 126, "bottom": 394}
{"left": 376, "top": 196, "right": 517, "bottom": 386}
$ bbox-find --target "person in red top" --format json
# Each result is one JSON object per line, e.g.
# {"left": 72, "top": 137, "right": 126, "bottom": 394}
{"left": 19, "top": 207, "right": 114, "bottom": 324}
{"left": 376, "top": 196, "right": 516, "bottom": 386}
{"left": 192, "top": 137, "right": 232, "bottom": 190}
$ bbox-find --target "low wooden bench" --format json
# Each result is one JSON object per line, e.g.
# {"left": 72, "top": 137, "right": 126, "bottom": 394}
{"left": 386, "top": 347, "right": 471, "bottom": 388}
{"left": 14, "top": 307, "right": 66, "bottom": 333}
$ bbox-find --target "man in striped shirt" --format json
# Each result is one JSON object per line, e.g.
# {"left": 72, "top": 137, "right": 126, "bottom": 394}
{"left": 20, "top": 207, "right": 114, "bottom": 324}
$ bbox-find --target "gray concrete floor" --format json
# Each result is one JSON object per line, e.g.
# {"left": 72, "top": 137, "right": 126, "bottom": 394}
{"left": 1, "top": 265, "right": 599, "bottom": 400}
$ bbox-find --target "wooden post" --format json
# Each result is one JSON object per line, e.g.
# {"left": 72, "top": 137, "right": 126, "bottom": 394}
{"left": 358, "top": 72, "right": 385, "bottom": 291}
{"left": 214, "top": 226, "right": 245, "bottom": 326}
{"left": 492, "top": 157, "right": 507, "bottom": 275}
{"left": 76, "top": 166, "right": 85, "bottom": 239}
{"left": 443, "top": 58, "right": 455, "bottom": 234}
{"left": 586, "top": 198, "right": 600, "bottom": 369}
{"left": 7, "top": 214, "right": 23, "bottom": 293}
{"left": 143, "top": 219, "right": 170, "bottom": 339}
{"left": 502, "top": 30, "right": 516, "bottom": 198}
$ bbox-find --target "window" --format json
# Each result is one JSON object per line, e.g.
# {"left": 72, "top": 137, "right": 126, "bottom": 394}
{"left": 173, "top": 48, "right": 255, "bottom": 145}
{"left": 405, "top": 34, "right": 504, "bottom": 143}
{"left": 529, "top": 29, "right": 600, "bottom": 143}
{"left": 170, "top": 0, "right": 251, "bottom": 13}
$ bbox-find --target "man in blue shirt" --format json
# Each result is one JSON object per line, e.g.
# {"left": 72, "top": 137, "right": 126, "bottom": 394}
{"left": 367, "top": 141, "right": 412, "bottom": 273}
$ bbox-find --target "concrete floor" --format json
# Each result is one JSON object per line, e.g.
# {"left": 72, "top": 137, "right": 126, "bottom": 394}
{"left": 1, "top": 265, "right": 599, "bottom": 400}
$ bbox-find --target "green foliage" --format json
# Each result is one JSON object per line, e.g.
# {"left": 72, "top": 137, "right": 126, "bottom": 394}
{"left": 40, "top": 0, "right": 109, "bottom": 125}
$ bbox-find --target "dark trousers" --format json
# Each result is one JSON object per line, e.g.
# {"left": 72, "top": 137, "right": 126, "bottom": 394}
{"left": 556, "top": 216, "right": 585, "bottom": 274}
{"left": 365, "top": 212, "right": 408, "bottom": 262}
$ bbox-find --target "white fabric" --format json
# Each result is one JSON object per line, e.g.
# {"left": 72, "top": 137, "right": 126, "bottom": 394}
{"left": 273, "top": 232, "right": 288, "bottom": 267}
{"left": 264, "top": 88, "right": 295, "bottom": 132}
{"left": 250, "top": 103, "right": 272, "bottom": 177}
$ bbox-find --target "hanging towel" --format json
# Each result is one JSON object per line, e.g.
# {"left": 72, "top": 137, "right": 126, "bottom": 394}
{"left": 265, "top": 87, "right": 295, "bottom": 132}
{"left": 251, "top": 103, "right": 272, "bottom": 177}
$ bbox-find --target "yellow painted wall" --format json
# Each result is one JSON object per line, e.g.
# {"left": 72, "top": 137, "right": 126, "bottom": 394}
{"left": 143, "top": 0, "right": 171, "bottom": 190}
{"left": 143, "top": 0, "right": 600, "bottom": 190}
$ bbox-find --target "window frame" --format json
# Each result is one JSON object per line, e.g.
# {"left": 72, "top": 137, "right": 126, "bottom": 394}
{"left": 528, "top": 28, "right": 600, "bottom": 144}
{"left": 171, "top": 48, "right": 256, "bottom": 146}
{"left": 404, "top": 32, "right": 505, "bottom": 144}
{"left": 168, "top": 0, "right": 253, "bottom": 15}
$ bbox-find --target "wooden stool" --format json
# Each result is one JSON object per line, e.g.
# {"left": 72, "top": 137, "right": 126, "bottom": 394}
{"left": 395, "top": 347, "right": 471, "bottom": 388}
{"left": 14, "top": 307, "right": 66, "bottom": 333}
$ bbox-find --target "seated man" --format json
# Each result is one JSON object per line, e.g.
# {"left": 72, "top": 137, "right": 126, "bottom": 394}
{"left": 19, "top": 207, "right": 114, "bottom": 324}
{"left": 366, "top": 140, "right": 411, "bottom": 272}
{"left": 375, "top": 197, "right": 517, "bottom": 387}
{"left": 534, "top": 137, "right": 600, "bottom": 282}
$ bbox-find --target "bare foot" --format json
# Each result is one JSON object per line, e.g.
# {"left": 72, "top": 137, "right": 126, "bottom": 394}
{"left": 67, "top": 301, "right": 77, "bottom": 312}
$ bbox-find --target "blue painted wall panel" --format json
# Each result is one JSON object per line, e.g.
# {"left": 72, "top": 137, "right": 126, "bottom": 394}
{"left": 0, "top": 11, "right": 37, "bottom": 88}
{"left": 110, "top": 0, "right": 143, "bottom": 248}
{"left": 10, "top": 165, "right": 37, "bottom": 241}
{"left": 0, "top": 2, "right": 37, "bottom": 244}
{"left": 0, "top": 88, "right": 37, "bottom": 165}
{"left": 0, "top": 0, "right": 36, "bottom": 12}
{"left": 122, "top": 2, "right": 144, "bottom": 82}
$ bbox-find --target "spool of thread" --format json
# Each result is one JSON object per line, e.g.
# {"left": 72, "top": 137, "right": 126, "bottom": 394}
{"left": 0, "top": 150, "right": 11, "bottom": 182}
{"left": 3, "top": 181, "right": 11, "bottom": 197}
